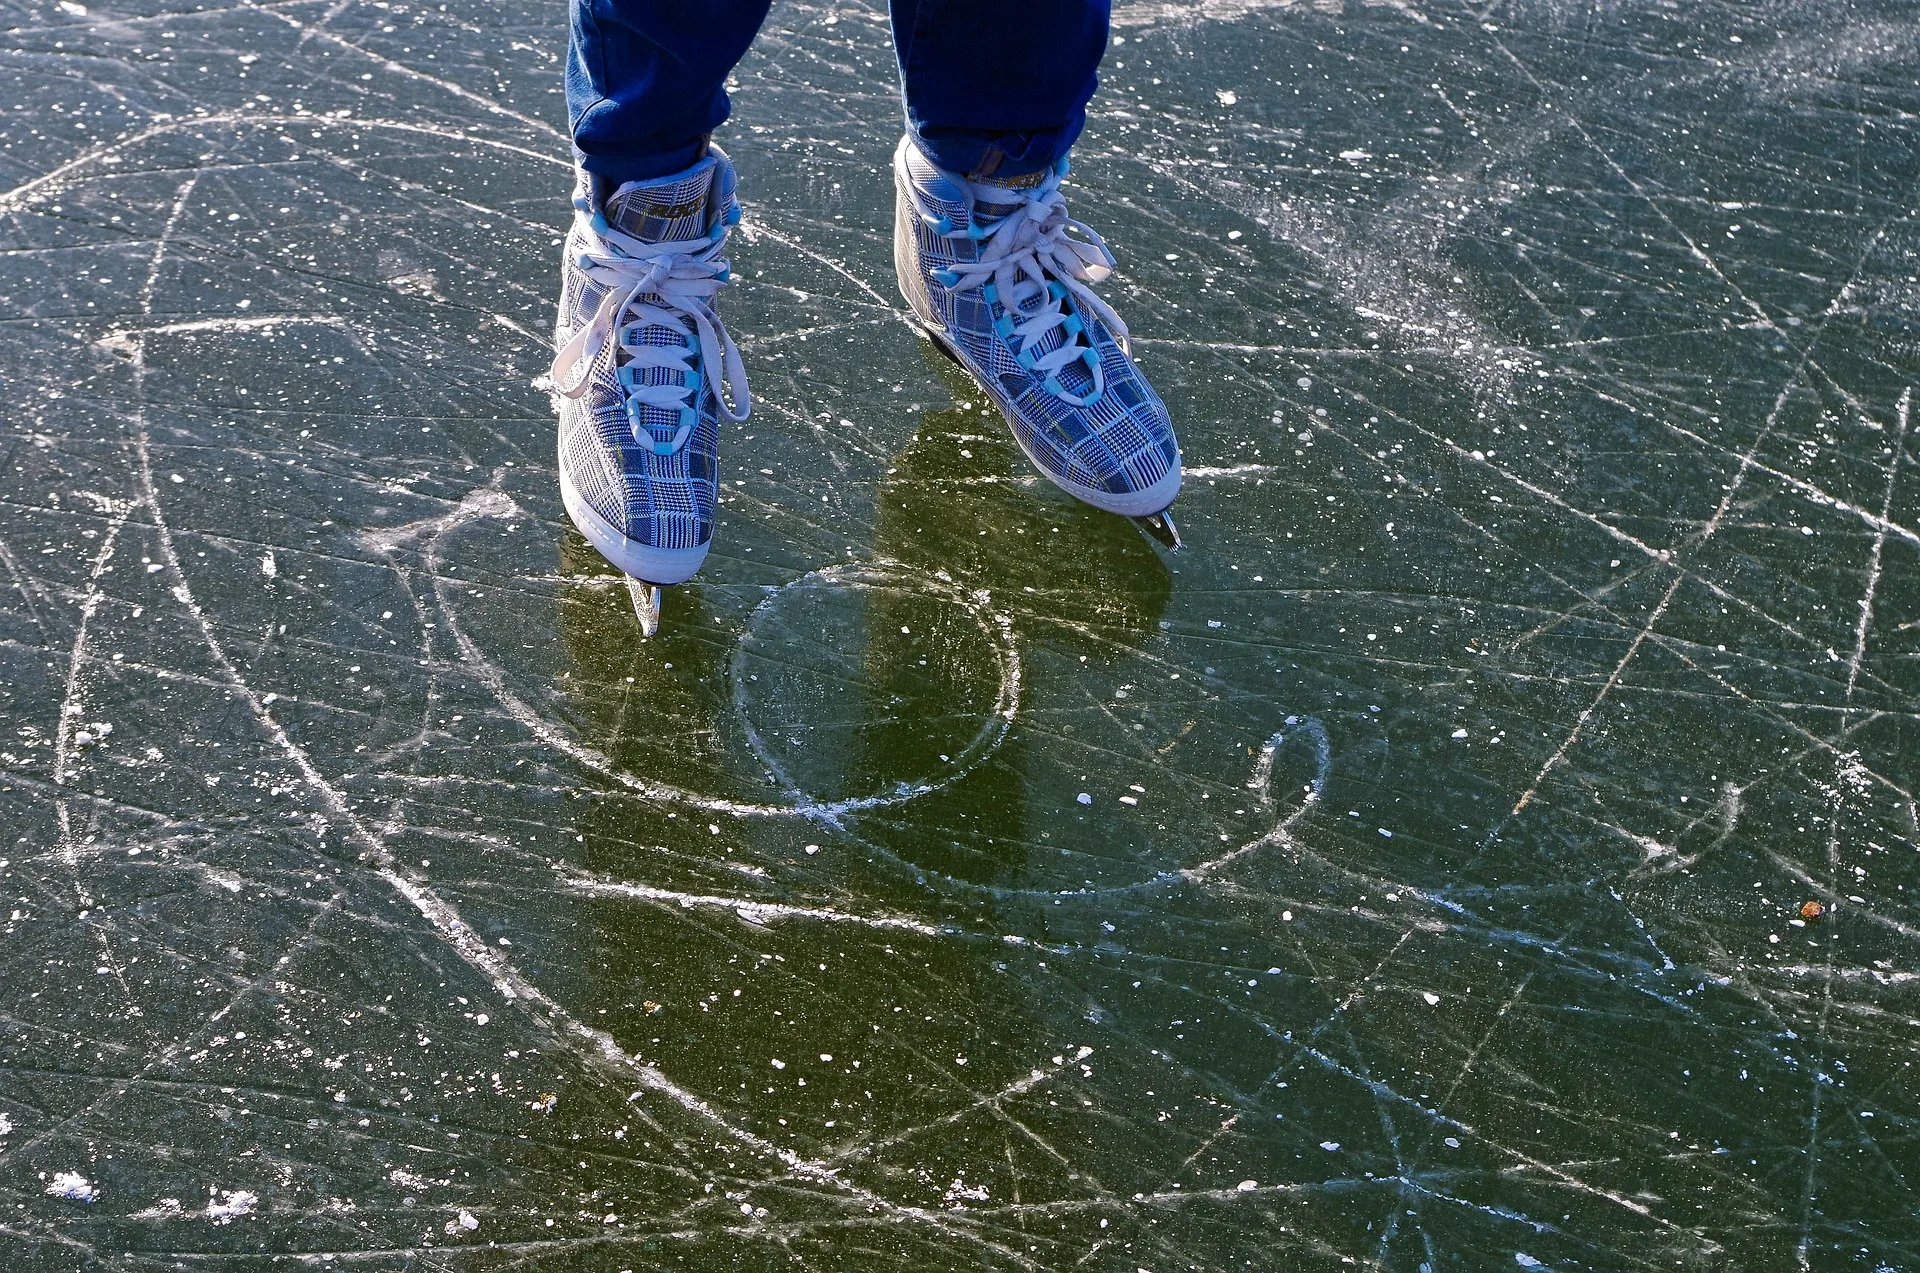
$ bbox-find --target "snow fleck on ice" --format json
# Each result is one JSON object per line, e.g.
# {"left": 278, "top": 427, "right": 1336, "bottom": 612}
{"left": 943, "top": 1177, "right": 990, "bottom": 1204}
{"left": 1076, "top": 792, "right": 1092, "bottom": 805}
{"left": 1236, "top": 1179, "right": 1258, "bottom": 1192}
{"left": 207, "top": 1189, "right": 258, "bottom": 1223}
{"left": 46, "top": 1172, "right": 96, "bottom": 1202}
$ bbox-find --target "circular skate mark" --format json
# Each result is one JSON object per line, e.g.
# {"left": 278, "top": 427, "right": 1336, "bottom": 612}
{"left": 425, "top": 503, "right": 1019, "bottom": 819}
{"left": 731, "top": 562, "right": 1020, "bottom": 812}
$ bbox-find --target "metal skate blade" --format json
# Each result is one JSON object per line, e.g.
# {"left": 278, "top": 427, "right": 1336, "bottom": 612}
{"left": 1133, "top": 508, "right": 1184, "bottom": 551}
{"left": 626, "top": 577, "right": 662, "bottom": 638}
{"left": 922, "top": 325, "right": 964, "bottom": 366}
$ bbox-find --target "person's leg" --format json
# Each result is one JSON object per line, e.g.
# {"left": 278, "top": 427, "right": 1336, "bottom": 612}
{"left": 887, "top": 0, "right": 1181, "bottom": 530}
{"left": 556, "top": 0, "right": 765, "bottom": 629}
{"left": 889, "top": 0, "right": 1109, "bottom": 178}
{"left": 568, "top": 0, "right": 772, "bottom": 188}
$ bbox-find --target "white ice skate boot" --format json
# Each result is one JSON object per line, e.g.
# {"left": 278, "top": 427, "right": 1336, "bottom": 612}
{"left": 892, "top": 135, "right": 1183, "bottom": 547}
{"left": 551, "top": 147, "right": 749, "bottom": 633}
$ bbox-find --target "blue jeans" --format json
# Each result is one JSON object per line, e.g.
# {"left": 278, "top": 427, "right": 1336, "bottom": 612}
{"left": 567, "top": 0, "right": 1110, "bottom": 186}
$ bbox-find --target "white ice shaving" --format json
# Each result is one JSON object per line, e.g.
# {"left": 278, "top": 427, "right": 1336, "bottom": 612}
{"left": 206, "top": 1190, "right": 257, "bottom": 1222}
{"left": 47, "top": 1172, "right": 97, "bottom": 1202}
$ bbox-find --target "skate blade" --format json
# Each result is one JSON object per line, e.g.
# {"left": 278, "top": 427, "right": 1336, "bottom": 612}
{"left": 626, "top": 577, "right": 663, "bottom": 638}
{"left": 919, "top": 323, "right": 965, "bottom": 367}
{"left": 1133, "top": 508, "right": 1184, "bottom": 552}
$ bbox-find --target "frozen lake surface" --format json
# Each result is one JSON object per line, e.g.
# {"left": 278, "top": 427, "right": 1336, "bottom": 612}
{"left": 2, "top": 0, "right": 1918, "bottom": 1267}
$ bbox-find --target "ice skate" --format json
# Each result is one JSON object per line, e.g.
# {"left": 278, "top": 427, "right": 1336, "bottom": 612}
{"left": 892, "top": 135, "right": 1181, "bottom": 547}
{"left": 550, "top": 148, "right": 749, "bottom": 634}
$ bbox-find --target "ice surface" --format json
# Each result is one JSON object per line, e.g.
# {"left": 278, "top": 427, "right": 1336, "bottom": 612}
{"left": 1, "top": 0, "right": 1917, "bottom": 1268}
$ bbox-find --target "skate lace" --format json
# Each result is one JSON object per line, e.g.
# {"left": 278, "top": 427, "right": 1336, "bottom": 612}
{"left": 925, "top": 172, "right": 1127, "bottom": 408}
{"left": 550, "top": 209, "right": 750, "bottom": 455}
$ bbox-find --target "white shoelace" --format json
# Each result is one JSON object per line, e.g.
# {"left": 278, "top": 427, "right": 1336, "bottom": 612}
{"left": 550, "top": 209, "right": 750, "bottom": 455}
{"left": 929, "top": 176, "right": 1130, "bottom": 406}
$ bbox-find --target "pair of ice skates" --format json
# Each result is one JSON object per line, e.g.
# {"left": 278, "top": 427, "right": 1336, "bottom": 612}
{"left": 552, "top": 136, "right": 1183, "bottom": 633}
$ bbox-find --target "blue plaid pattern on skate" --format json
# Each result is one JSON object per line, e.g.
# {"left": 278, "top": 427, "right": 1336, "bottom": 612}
{"left": 554, "top": 152, "right": 741, "bottom": 564}
{"left": 892, "top": 138, "right": 1180, "bottom": 511}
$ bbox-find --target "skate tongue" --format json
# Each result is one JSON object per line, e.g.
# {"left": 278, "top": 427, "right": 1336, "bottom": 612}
{"left": 604, "top": 158, "right": 719, "bottom": 244}
{"left": 970, "top": 167, "right": 1050, "bottom": 219}
{"left": 965, "top": 170, "right": 1096, "bottom": 395}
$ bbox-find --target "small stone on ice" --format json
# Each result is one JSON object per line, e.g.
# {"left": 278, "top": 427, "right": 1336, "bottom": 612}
{"left": 1319, "top": 1141, "right": 1340, "bottom": 1152}
{"left": 1076, "top": 793, "right": 1092, "bottom": 805}
{"left": 804, "top": 844, "right": 820, "bottom": 854}
{"left": 1423, "top": 992, "right": 1440, "bottom": 1005}
{"left": 1451, "top": 728, "right": 1468, "bottom": 739}
{"left": 1236, "top": 1179, "right": 1257, "bottom": 1191}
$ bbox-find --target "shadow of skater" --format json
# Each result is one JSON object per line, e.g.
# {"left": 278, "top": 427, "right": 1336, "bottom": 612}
{"left": 521, "top": 364, "right": 1178, "bottom": 1226}
{"left": 551, "top": 527, "right": 755, "bottom": 806}
{"left": 846, "top": 343, "right": 1175, "bottom": 887}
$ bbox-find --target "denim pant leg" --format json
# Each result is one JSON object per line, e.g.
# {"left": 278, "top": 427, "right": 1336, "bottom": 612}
{"left": 568, "top": 0, "right": 772, "bottom": 186}
{"left": 890, "top": 0, "right": 1110, "bottom": 178}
